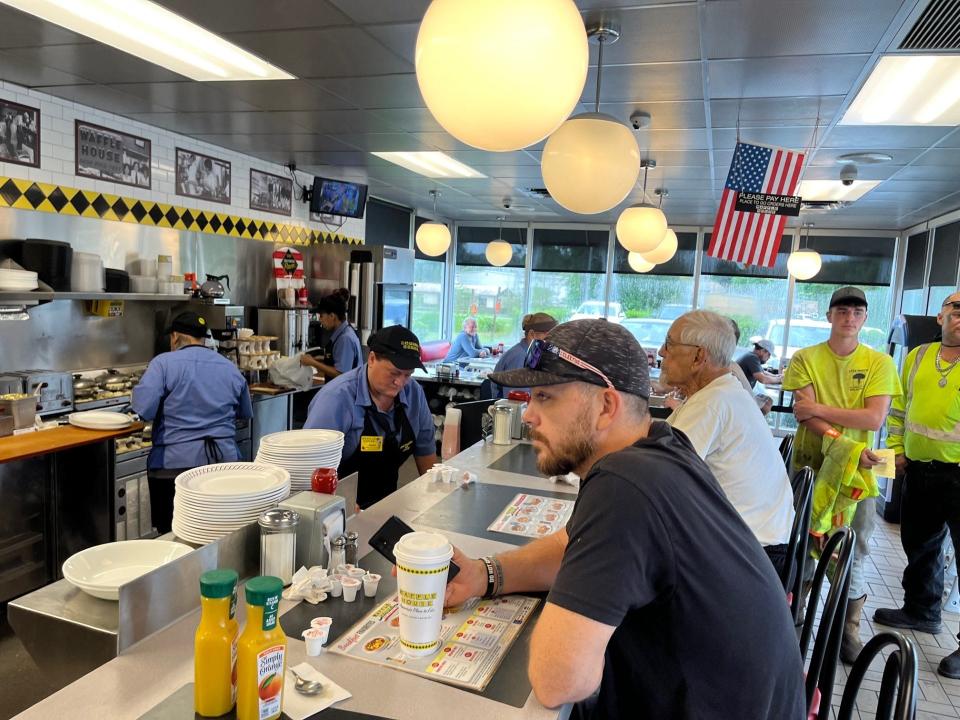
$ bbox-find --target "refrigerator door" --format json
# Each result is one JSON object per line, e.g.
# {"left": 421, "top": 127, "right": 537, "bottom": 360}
{"left": 378, "top": 283, "right": 413, "bottom": 329}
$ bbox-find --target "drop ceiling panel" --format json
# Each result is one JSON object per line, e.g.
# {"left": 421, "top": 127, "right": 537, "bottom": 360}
{"left": 328, "top": 0, "right": 431, "bottom": 24}
{"left": 910, "top": 148, "right": 960, "bottom": 165}
{"left": 925, "top": 130, "right": 960, "bottom": 149}
{"left": 406, "top": 132, "right": 479, "bottom": 152}
{"left": 317, "top": 74, "right": 424, "bottom": 109}
{"left": 712, "top": 127, "right": 817, "bottom": 150}
{"left": 799, "top": 165, "right": 901, "bottom": 181}
{"left": 192, "top": 133, "right": 356, "bottom": 153}
{"left": 130, "top": 111, "right": 313, "bottom": 135}
{"left": 822, "top": 125, "right": 954, "bottom": 149}
{"left": 332, "top": 132, "right": 439, "bottom": 152}
{"left": 478, "top": 166, "right": 546, "bottom": 181}
{"left": 255, "top": 150, "right": 370, "bottom": 167}
{"left": 636, "top": 128, "right": 711, "bottom": 151}
{"left": 368, "top": 107, "right": 445, "bottom": 133}
{"left": 275, "top": 110, "right": 399, "bottom": 134}
{"left": 225, "top": 28, "right": 411, "bottom": 79}
{"left": 640, "top": 150, "right": 712, "bottom": 166}
{"left": 704, "top": 0, "right": 903, "bottom": 59}
{"left": 204, "top": 80, "right": 353, "bottom": 112}
{"left": 445, "top": 151, "right": 541, "bottom": 167}
{"left": 888, "top": 165, "right": 960, "bottom": 181}
{"left": 0, "top": 6, "right": 91, "bottom": 48}
{"left": 583, "top": 63, "right": 704, "bottom": 103}
{"left": 577, "top": 0, "right": 693, "bottom": 7}
{"left": 709, "top": 55, "right": 870, "bottom": 98}
{"left": 710, "top": 96, "right": 844, "bottom": 128}
{"left": 585, "top": 5, "right": 701, "bottom": 64}
{"left": 364, "top": 23, "right": 419, "bottom": 64}
{"left": 0, "top": 49, "right": 90, "bottom": 87}
{"left": 881, "top": 179, "right": 960, "bottom": 194}
{"left": 593, "top": 101, "right": 707, "bottom": 129}
{"left": 108, "top": 83, "right": 260, "bottom": 112}
{"left": 809, "top": 148, "right": 923, "bottom": 166}
{"left": 42, "top": 84, "right": 173, "bottom": 115}
{"left": 155, "top": 0, "right": 350, "bottom": 33}
{"left": 4, "top": 44, "right": 186, "bottom": 84}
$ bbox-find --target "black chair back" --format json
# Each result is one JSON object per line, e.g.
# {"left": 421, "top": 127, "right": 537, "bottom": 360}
{"left": 780, "top": 434, "right": 795, "bottom": 470}
{"left": 801, "top": 526, "right": 856, "bottom": 720}
{"left": 783, "top": 467, "right": 814, "bottom": 623}
{"left": 452, "top": 398, "right": 495, "bottom": 448}
{"left": 837, "top": 632, "right": 918, "bottom": 720}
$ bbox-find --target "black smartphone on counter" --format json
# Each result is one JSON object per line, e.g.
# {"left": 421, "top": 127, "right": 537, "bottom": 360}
{"left": 368, "top": 515, "right": 460, "bottom": 582}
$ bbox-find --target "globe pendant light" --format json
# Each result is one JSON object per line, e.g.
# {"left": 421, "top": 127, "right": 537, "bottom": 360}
{"left": 415, "top": 0, "right": 589, "bottom": 152}
{"left": 541, "top": 22, "right": 641, "bottom": 215}
{"left": 616, "top": 165, "right": 668, "bottom": 252}
{"left": 415, "top": 190, "right": 451, "bottom": 257}
{"left": 641, "top": 228, "right": 678, "bottom": 264}
{"left": 787, "top": 223, "right": 822, "bottom": 280}
{"left": 628, "top": 252, "right": 655, "bottom": 273}
{"left": 485, "top": 216, "right": 513, "bottom": 267}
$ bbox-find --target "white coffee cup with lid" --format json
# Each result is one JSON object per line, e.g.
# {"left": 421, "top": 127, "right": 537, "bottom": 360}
{"left": 393, "top": 531, "right": 453, "bottom": 657}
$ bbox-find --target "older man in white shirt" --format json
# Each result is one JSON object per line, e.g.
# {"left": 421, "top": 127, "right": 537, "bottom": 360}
{"left": 660, "top": 310, "right": 795, "bottom": 577}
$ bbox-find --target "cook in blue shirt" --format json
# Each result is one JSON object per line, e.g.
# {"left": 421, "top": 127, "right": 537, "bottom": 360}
{"left": 490, "top": 312, "right": 557, "bottom": 398}
{"left": 444, "top": 316, "right": 489, "bottom": 361}
{"left": 301, "top": 292, "right": 362, "bottom": 379}
{"left": 132, "top": 311, "right": 253, "bottom": 533}
{"left": 305, "top": 325, "right": 438, "bottom": 508}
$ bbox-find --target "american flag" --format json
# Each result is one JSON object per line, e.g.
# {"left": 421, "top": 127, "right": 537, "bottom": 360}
{"left": 707, "top": 141, "right": 805, "bottom": 267}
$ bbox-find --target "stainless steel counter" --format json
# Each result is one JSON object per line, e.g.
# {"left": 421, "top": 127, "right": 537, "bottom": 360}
{"left": 13, "top": 438, "right": 574, "bottom": 719}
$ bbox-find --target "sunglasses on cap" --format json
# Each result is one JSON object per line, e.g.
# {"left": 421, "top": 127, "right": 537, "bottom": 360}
{"left": 524, "top": 339, "right": 614, "bottom": 390}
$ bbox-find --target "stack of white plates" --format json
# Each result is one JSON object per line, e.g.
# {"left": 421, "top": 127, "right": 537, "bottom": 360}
{"left": 68, "top": 410, "right": 134, "bottom": 430}
{"left": 255, "top": 429, "right": 345, "bottom": 492}
{"left": 62, "top": 540, "right": 192, "bottom": 600}
{"left": 0, "top": 267, "right": 38, "bottom": 291}
{"left": 172, "top": 462, "right": 291, "bottom": 544}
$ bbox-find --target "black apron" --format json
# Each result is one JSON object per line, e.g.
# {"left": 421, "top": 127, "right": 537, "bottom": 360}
{"left": 339, "top": 398, "right": 416, "bottom": 509}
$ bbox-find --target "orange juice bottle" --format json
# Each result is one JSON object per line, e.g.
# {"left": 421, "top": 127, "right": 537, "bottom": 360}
{"left": 236, "top": 576, "right": 287, "bottom": 720}
{"left": 195, "top": 569, "right": 239, "bottom": 717}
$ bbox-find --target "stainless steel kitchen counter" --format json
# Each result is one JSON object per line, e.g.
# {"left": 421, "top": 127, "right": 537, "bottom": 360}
{"left": 13, "top": 439, "right": 575, "bottom": 720}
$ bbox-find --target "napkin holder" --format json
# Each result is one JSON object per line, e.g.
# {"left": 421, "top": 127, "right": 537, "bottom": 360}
{"left": 278, "top": 491, "right": 346, "bottom": 569}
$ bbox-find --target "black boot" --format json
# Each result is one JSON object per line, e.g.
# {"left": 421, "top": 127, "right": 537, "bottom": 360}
{"left": 873, "top": 606, "right": 942, "bottom": 634}
{"left": 940, "top": 649, "right": 960, "bottom": 679}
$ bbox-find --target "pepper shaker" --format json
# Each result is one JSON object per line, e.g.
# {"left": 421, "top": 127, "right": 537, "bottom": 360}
{"left": 344, "top": 531, "right": 360, "bottom": 566}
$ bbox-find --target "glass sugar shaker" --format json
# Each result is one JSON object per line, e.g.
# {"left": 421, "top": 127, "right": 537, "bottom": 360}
{"left": 258, "top": 508, "right": 300, "bottom": 586}
{"left": 330, "top": 534, "right": 347, "bottom": 570}
{"left": 344, "top": 531, "right": 360, "bottom": 566}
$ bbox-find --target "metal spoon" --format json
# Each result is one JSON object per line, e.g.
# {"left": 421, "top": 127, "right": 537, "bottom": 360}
{"left": 289, "top": 667, "right": 324, "bottom": 695}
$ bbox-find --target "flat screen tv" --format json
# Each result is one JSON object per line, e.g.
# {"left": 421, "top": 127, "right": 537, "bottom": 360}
{"left": 310, "top": 176, "right": 368, "bottom": 219}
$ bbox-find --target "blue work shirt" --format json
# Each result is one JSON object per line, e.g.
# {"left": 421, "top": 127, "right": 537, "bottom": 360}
{"left": 132, "top": 345, "right": 253, "bottom": 470}
{"left": 491, "top": 338, "right": 530, "bottom": 398}
{"left": 330, "top": 322, "right": 362, "bottom": 373}
{"left": 304, "top": 364, "right": 435, "bottom": 460}
{"left": 444, "top": 331, "right": 485, "bottom": 361}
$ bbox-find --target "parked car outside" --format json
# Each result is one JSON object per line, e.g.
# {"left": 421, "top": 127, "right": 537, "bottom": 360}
{"left": 570, "top": 300, "right": 625, "bottom": 323}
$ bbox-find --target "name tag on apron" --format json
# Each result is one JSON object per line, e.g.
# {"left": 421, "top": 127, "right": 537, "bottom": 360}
{"left": 360, "top": 435, "right": 384, "bottom": 452}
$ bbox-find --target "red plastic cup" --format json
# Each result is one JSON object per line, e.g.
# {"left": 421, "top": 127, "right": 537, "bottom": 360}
{"left": 311, "top": 467, "right": 338, "bottom": 494}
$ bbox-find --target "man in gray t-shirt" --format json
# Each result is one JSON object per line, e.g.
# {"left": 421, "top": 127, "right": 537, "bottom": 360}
{"left": 736, "top": 338, "right": 781, "bottom": 414}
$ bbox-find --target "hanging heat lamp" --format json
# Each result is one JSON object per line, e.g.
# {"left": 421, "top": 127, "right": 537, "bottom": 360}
{"left": 415, "top": 190, "right": 451, "bottom": 257}
{"left": 787, "top": 222, "right": 822, "bottom": 280}
{"left": 485, "top": 216, "right": 513, "bottom": 266}
{"left": 541, "top": 21, "right": 641, "bottom": 214}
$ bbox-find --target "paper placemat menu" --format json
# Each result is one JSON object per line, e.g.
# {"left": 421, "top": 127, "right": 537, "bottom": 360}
{"left": 330, "top": 594, "right": 539, "bottom": 692}
{"left": 487, "top": 492, "right": 575, "bottom": 538}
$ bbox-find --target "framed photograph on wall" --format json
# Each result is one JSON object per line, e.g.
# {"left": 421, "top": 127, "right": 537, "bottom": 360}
{"left": 249, "top": 168, "right": 292, "bottom": 216}
{"left": 175, "top": 147, "right": 231, "bottom": 204}
{"left": 0, "top": 98, "right": 40, "bottom": 168}
{"left": 75, "top": 120, "right": 151, "bottom": 189}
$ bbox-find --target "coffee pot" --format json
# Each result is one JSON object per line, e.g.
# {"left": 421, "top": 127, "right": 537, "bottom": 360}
{"left": 199, "top": 273, "right": 230, "bottom": 299}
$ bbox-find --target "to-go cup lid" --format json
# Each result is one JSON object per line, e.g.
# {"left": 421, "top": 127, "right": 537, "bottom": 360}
{"left": 393, "top": 531, "right": 453, "bottom": 564}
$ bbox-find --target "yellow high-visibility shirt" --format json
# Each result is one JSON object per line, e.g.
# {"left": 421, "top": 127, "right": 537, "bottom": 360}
{"left": 887, "top": 342, "right": 960, "bottom": 463}
{"left": 783, "top": 342, "right": 901, "bottom": 473}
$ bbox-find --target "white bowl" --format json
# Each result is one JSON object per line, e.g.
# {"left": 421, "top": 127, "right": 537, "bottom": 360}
{"left": 62, "top": 540, "right": 192, "bottom": 600}
{"left": 130, "top": 275, "right": 158, "bottom": 293}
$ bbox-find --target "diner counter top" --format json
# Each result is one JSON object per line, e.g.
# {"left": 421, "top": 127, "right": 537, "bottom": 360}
{"left": 13, "top": 439, "right": 575, "bottom": 720}
{"left": 0, "top": 422, "right": 143, "bottom": 463}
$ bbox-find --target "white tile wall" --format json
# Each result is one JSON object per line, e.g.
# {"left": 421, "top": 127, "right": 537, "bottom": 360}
{"left": 0, "top": 80, "right": 365, "bottom": 241}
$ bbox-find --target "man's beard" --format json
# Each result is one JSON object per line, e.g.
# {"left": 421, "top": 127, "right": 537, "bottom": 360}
{"left": 529, "top": 417, "right": 596, "bottom": 477}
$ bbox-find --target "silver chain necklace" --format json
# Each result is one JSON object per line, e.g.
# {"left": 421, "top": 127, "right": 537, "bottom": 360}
{"left": 935, "top": 347, "right": 960, "bottom": 388}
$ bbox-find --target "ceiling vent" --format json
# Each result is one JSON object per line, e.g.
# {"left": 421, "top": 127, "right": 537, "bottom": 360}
{"left": 522, "top": 187, "right": 552, "bottom": 199}
{"left": 899, "top": 0, "right": 960, "bottom": 51}
{"left": 801, "top": 200, "right": 851, "bottom": 212}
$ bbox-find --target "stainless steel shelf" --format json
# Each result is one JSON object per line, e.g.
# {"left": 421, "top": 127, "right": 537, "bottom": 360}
{"left": 0, "top": 292, "right": 189, "bottom": 302}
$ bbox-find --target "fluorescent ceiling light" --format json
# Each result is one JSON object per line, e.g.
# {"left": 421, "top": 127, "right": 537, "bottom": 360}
{"left": 371, "top": 152, "right": 486, "bottom": 179}
{"left": 841, "top": 55, "right": 960, "bottom": 126}
{"left": 798, "top": 180, "right": 881, "bottom": 202}
{"left": 1, "top": 0, "right": 295, "bottom": 81}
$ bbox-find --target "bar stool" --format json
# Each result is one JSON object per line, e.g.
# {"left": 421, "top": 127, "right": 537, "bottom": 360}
{"left": 784, "top": 467, "right": 814, "bottom": 623}
{"left": 779, "top": 434, "right": 795, "bottom": 470}
{"left": 801, "top": 526, "right": 855, "bottom": 720}
{"left": 836, "top": 631, "right": 918, "bottom": 720}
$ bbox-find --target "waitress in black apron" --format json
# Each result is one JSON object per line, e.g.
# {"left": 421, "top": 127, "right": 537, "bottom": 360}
{"left": 301, "top": 292, "right": 362, "bottom": 380}
{"left": 303, "top": 325, "right": 438, "bottom": 509}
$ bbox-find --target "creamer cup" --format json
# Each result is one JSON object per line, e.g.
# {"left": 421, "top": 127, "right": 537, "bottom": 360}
{"left": 393, "top": 531, "right": 453, "bottom": 657}
{"left": 341, "top": 577, "right": 361, "bottom": 602}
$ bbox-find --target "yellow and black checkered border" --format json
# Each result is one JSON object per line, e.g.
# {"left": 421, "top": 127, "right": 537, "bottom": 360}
{"left": 397, "top": 564, "right": 450, "bottom": 576}
{"left": 0, "top": 176, "right": 363, "bottom": 246}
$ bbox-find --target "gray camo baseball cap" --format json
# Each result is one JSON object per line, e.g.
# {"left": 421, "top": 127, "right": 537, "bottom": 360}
{"left": 489, "top": 319, "right": 650, "bottom": 399}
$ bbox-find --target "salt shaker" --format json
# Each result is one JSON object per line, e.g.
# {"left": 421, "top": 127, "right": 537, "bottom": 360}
{"left": 258, "top": 508, "right": 300, "bottom": 586}
{"left": 344, "top": 531, "right": 359, "bottom": 566}
{"left": 330, "top": 535, "right": 347, "bottom": 570}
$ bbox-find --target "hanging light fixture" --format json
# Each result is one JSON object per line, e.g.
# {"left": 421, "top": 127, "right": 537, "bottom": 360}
{"left": 616, "top": 172, "right": 668, "bottom": 252}
{"left": 486, "top": 216, "right": 513, "bottom": 266}
{"left": 641, "top": 229, "right": 678, "bottom": 264}
{"left": 628, "top": 253, "right": 656, "bottom": 273}
{"left": 787, "top": 222, "right": 822, "bottom": 280}
{"left": 541, "top": 22, "right": 641, "bottom": 215}
{"left": 415, "top": 0, "right": 588, "bottom": 152}
{"left": 415, "top": 190, "right": 451, "bottom": 257}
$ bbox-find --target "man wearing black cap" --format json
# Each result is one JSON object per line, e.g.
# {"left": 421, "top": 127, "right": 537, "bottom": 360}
{"left": 304, "top": 325, "right": 437, "bottom": 508}
{"left": 132, "top": 311, "right": 253, "bottom": 533}
{"left": 489, "top": 311, "right": 557, "bottom": 398}
{"left": 444, "top": 319, "right": 805, "bottom": 719}
{"left": 783, "top": 285, "right": 901, "bottom": 662}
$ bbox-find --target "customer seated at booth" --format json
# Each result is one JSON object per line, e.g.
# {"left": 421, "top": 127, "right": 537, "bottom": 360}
{"left": 660, "top": 310, "right": 795, "bottom": 577}
{"left": 736, "top": 337, "right": 781, "bottom": 415}
{"left": 490, "top": 312, "right": 557, "bottom": 398}
{"left": 444, "top": 316, "right": 489, "bottom": 361}
{"left": 300, "top": 291, "right": 362, "bottom": 379}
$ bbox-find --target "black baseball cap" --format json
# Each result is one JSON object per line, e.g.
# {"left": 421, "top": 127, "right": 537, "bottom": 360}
{"left": 490, "top": 319, "right": 650, "bottom": 399}
{"left": 368, "top": 325, "right": 425, "bottom": 371}
{"left": 829, "top": 286, "right": 868, "bottom": 308}
{"left": 165, "top": 311, "right": 209, "bottom": 338}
